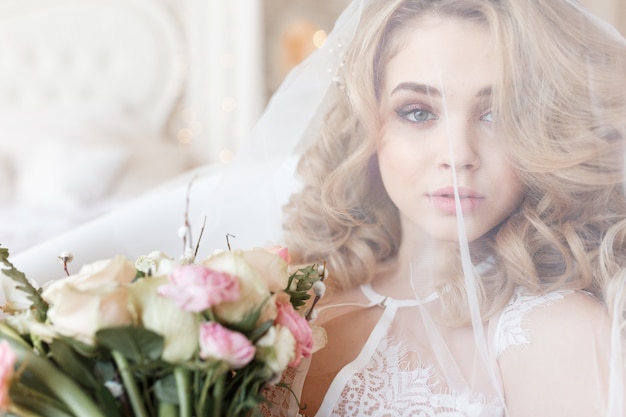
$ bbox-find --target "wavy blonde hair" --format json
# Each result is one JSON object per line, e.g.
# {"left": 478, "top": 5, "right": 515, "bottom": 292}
{"left": 283, "top": 0, "right": 626, "bottom": 324}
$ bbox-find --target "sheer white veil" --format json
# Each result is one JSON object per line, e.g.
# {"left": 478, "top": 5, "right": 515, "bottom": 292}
{"left": 7, "top": 0, "right": 626, "bottom": 415}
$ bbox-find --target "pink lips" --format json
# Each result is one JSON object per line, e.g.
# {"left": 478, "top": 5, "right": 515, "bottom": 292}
{"left": 429, "top": 186, "right": 484, "bottom": 214}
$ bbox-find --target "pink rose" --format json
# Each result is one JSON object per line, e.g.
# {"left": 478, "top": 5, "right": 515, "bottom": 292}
{"left": 275, "top": 302, "right": 313, "bottom": 367}
{"left": 158, "top": 265, "right": 239, "bottom": 312}
{"left": 0, "top": 340, "right": 16, "bottom": 411}
{"left": 198, "top": 322, "right": 255, "bottom": 369}
{"left": 202, "top": 250, "right": 288, "bottom": 324}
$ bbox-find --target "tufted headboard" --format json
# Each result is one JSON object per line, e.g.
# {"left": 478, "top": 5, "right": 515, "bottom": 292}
{"left": 0, "top": 0, "right": 185, "bottom": 134}
{"left": 0, "top": 0, "right": 191, "bottom": 253}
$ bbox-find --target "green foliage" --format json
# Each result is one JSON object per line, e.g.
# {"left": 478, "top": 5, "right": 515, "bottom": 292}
{"left": 97, "top": 326, "right": 165, "bottom": 364}
{"left": 0, "top": 246, "right": 48, "bottom": 321}
{"left": 284, "top": 264, "right": 323, "bottom": 310}
{"left": 0, "top": 245, "right": 325, "bottom": 417}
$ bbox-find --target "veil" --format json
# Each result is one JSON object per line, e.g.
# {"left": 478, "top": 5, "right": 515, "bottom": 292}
{"left": 7, "top": 0, "right": 626, "bottom": 416}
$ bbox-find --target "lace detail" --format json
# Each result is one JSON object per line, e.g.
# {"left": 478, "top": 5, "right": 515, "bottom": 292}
{"left": 331, "top": 337, "right": 500, "bottom": 416}
{"left": 259, "top": 367, "right": 298, "bottom": 417}
{"left": 494, "top": 289, "right": 572, "bottom": 358}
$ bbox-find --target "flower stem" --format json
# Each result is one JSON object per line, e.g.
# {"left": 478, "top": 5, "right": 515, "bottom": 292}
{"left": 111, "top": 350, "right": 149, "bottom": 417}
{"left": 10, "top": 382, "right": 72, "bottom": 417}
{"left": 197, "top": 368, "right": 213, "bottom": 416}
{"left": 174, "top": 367, "right": 191, "bottom": 417}
{"left": 157, "top": 402, "right": 177, "bottom": 417}
{"left": 8, "top": 403, "right": 47, "bottom": 417}
{"left": 212, "top": 372, "right": 224, "bottom": 417}
{"left": 0, "top": 334, "right": 106, "bottom": 417}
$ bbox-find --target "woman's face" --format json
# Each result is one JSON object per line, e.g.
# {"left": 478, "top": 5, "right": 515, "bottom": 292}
{"left": 377, "top": 15, "right": 525, "bottom": 244}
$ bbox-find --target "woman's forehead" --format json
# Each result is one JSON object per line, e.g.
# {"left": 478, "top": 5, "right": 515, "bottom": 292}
{"left": 381, "top": 16, "right": 496, "bottom": 97}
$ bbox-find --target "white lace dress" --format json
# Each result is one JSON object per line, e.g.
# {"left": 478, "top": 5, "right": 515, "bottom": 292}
{"left": 261, "top": 285, "right": 575, "bottom": 417}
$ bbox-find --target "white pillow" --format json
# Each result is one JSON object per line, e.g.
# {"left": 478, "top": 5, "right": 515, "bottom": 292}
{"left": 109, "top": 137, "right": 190, "bottom": 197}
{"left": 15, "top": 140, "right": 128, "bottom": 208}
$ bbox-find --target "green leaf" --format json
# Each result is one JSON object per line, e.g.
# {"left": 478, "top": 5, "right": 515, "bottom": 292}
{"left": 49, "top": 339, "right": 100, "bottom": 388}
{"left": 96, "top": 326, "right": 164, "bottom": 363}
{"left": 59, "top": 335, "right": 100, "bottom": 358}
{"left": 0, "top": 246, "right": 48, "bottom": 321}
{"left": 10, "top": 385, "right": 74, "bottom": 417}
{"left": 154, "top": 373, "right": 179, "bottom": 404}
{"left": 248, "top": 320, "right": 273, "bottom": 343}
{"left": 0, "top": 333, "right": 107, "bottom": 417}
{"left": 47, "top": 340, "right": 122, "bottom": 416}
{"left": 230, "top": 295, "right": 273, "bottom": 334}
{"left": 284, "top": 264, "right": 323, "bottom": 310}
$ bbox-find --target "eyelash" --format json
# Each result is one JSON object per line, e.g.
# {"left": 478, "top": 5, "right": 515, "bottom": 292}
{"left": 395, "top": 106, "right": 494, "bottom": 125}
{"left": 395, "top": 105, "right": 438, "bottom": 125}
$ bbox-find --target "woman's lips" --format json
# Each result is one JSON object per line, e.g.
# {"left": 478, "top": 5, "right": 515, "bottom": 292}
{"left": 429, "top": 187, "right": 484, "bottom": 214}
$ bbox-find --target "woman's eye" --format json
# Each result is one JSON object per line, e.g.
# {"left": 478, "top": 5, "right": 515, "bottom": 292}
{"left": 480, "top": 110, "right": 493, "bottom": 122}
{"left": 399, "top": 108, "right": 438, "bottom": 123}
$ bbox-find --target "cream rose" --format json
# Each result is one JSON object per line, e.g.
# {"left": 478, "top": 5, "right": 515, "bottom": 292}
{"left": 255, "top": 325, "right": 296, "bottom": 375}
{"left": 42, "top": 256, "right": 136, "bottom": 345}
{"left": 201, "top": 250, "right": 290, "bottom": 324}
{"left": 129, "top": 275, "right": 199, "bottom": 363}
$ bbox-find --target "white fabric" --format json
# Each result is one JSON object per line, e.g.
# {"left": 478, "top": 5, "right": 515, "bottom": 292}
{"left": 262, "top": 286, "right": 580, "bottom": 416}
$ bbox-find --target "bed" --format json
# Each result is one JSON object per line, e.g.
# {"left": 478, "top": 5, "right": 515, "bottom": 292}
{"left": 0, "top": 0, "right": 191, "bottom": 254}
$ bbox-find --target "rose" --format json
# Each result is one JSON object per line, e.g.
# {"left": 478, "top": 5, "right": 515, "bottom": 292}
{"left": 0, "top": 340, "right": 16, "bottom": 411}
{"left": 264, "top": 245, "right": 291, "bottom": 264}
{"left": 157, "top": 264, "right": 239, "bottom": 312}
{"left": 42, "top": 256, "right": 136, "bottom": 344}
{"left": 255, "top": 325, "right": 296, "bottom": 375}
{"left": 241, "top": 248, "right": 291, "bottom": 292}
{"left": 129, "top": 276, "right": 199, "bottom": 363}
{"left": 202, "top": 250, "right": 290, "bottom": 324}
{"left": 275, "top": 302, "right": 313, "bottom": 367}
{"left": 198, "top": 322, "right": 255, "bottom": 369}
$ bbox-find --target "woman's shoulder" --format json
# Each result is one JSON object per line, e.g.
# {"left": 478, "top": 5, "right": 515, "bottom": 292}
{"left": 493, "top": 288, "right": 609, "bottom": 359}
{"left": 495, "top": 289, "right": 614, "bottom": 416}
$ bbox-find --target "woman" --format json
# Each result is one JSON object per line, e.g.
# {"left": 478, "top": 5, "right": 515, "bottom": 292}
{"left": 271, "top": 0, "right": 626, "bottom": 415}
{"left": 8, "top": 0, "right": 626, "bottom": 415}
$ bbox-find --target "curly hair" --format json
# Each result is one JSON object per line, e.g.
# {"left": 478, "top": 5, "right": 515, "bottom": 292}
{"left": 283, "top": 0, "right": 626, "bottom": 324}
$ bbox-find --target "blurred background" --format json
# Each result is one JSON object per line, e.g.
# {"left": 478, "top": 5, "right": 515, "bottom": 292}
{"left": 0, "top": 0, "right": 622, "bottom": 253}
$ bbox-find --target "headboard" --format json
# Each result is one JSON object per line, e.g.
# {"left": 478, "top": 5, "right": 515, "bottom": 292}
{"left": 0, "top": 0, "right": 190, "bottom": 253}
{"left": 0, "top": 0, "right": 185, "bottom": 134}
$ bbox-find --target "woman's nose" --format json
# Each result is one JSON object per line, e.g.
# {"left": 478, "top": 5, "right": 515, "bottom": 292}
{"left": 437, "top": 123, "right": 480, "bottom": 171}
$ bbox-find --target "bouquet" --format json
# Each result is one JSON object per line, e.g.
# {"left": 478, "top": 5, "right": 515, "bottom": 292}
{"left": 0, "top": 239, "right": 327, "bottom": 416}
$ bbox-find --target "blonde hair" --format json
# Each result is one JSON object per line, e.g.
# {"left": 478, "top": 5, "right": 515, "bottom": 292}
{"left": 283, "top": 0, "right": 626, "bottom": 323}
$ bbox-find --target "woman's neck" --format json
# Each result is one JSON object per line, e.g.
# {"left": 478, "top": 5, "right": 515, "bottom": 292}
{"left": 371, "top": 238, "right": 459, "bottom": 300}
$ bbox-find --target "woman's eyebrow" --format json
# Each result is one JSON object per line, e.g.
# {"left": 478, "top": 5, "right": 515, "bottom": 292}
{"left": 390, "top": 82, "right": 492, "bottom": 98}
{"left": 391, "top": 82, "right": 441, "bottom": 96}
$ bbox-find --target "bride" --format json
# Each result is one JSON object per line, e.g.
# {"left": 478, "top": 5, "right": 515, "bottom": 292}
{"left": 9, "top": 0, "right": 626, "bottom": 415}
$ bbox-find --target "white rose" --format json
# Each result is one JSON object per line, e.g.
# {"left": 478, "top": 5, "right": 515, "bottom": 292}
{"left": 135, "top": 251, "right": 178, "bottom": 276}
{"left": 255, "top": 325, "right": 296, "bottom": 375}
{"left": 129, "top": 275, "right": 199, "bottom": 363}
{"left": 42, "top": 256, "right": 136, "bottom": 345}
